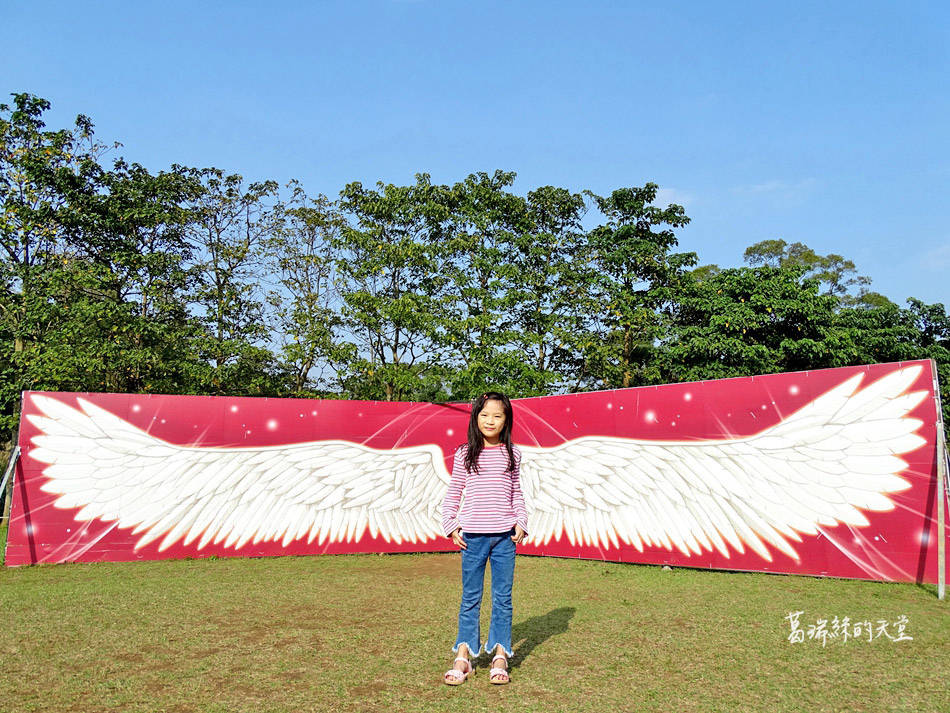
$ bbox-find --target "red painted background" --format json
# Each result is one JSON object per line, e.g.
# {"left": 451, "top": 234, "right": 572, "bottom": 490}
{"left": 5, "top": 360, "right": 947, "bottom": 583}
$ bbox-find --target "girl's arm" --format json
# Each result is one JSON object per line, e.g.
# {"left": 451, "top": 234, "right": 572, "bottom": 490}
{"left": 511, "top": 448, "right": 529, "bottom": 536}
{"left": 441, "top": 448, "right": 467, "bottom": 536}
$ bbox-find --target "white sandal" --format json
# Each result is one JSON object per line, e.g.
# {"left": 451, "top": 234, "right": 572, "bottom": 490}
{"left": 444, "top": 656, "right": 474, "bottom": 686}
{"left": 489, "top": 654, "right": 510, "bottom": 685}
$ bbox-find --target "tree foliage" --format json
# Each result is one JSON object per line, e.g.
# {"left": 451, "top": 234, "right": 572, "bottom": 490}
{"left": 265, "top": 181, "right": 345, "bottom": 396}
{"left": 332, "top": 174, "right": 452, "bottom": 401}
{"left": 659, "top": 266, "right": 847, "bottom": 382}
{"left": 743, "top": 238, "right": 893, "bottom": 308}
{"left": 0, "top": 96, "right": 204, "bottom": 441}
{"left": 186, "top": 169, "right": 288, "bottom": 395}
{"left": 2, "top": 92, "right": 949, "bottom": 451}
{"left": 584, "top": 183, "right": 695, "bottom": 389}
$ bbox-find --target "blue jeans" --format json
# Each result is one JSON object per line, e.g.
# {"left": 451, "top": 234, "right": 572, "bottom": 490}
{"left": 454, "top": 529, "right": 516, "bottom": 658}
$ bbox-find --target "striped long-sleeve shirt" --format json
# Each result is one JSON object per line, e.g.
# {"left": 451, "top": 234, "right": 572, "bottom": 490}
{"left": 441, "top": 444, "right": 529, "bottom": 536}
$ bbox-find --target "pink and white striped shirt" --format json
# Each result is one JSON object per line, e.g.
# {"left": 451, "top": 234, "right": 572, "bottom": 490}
{"left": 441, "top": 444, "right": 529, "bottom": 536}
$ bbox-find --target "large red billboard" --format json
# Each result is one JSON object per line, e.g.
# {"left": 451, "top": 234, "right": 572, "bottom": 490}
{"left": 5, "top": 360, "right": 947, "bottom": 583}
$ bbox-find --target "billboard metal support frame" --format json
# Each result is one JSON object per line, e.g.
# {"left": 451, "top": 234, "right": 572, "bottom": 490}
{"left": 931, "top": 360, "right": 946, "bottom": 601}
{"left": 936, "top": 422, "right": 947, "bottom": 601}
{"left": 0, "top": 445, "right": 20, "bottom": 522}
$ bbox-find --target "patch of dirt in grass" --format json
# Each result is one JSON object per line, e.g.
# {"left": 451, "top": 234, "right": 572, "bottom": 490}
{"left": 282, "top": 605, "right": 338, "bottom": 632}
{"left": 190, "top": 646, "right": 223, "bottom": 659}
{"left": 140, "top": 677, "right": 175, "bottom": 699}
{"left": 108, "top": 645, "right": 183, "bottom": 674}
{"left": 345, "top": 552, "right": 461, "bottom": 581}
{"left": 393, "top": 553, "right": 459, "bottom": 578}
{"left": 349, "top": 682, "right": 390, "bottom": 697}
{"left": 205, "top": 607, "right": 321, "bottom": 648}
{"left": 62, "top": 697, "right": 106, "bottom": 713}
{"left": 275, "top": 668, "right": 314, "bottom": 692}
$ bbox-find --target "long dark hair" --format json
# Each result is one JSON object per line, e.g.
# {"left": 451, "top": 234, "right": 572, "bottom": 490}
{"left": 464, "top": 391, "right": 516, "bottom": 473}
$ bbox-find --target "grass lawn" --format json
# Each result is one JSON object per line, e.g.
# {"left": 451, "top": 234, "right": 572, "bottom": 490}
{"left": 1, "top": 526, "right": 948, "bottom": 713}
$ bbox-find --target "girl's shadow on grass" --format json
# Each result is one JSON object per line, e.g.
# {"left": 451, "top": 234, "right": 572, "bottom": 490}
{"left": 509, "top": 607, "right": 575, "bottom": 668}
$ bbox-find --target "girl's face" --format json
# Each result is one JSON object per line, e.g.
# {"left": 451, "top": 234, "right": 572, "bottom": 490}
{"left": 477, "top": 399, "right": 507, "bottom": 446}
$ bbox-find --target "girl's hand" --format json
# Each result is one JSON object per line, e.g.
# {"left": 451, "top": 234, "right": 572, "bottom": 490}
{"left": 511, "top": 525, "right": 526, "bottom": 544}
{"left": 451, "top": 528, "right": 467, "bottom": 550}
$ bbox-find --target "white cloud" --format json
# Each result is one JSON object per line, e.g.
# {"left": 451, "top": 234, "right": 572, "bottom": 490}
{"left": 653, "top": 187, "right": 693, "bottom": 208}
{"left": 916, "top": 243, "right": 950, "bottom": 270}
{"left": 744, "top": 179, "right": 784, "bottom": 195}
{"left": 734, "top": 178, "right": 819, "bottom": 199}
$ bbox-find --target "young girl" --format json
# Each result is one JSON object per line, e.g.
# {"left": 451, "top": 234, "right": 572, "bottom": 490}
{"left": 441, "top": 392, "right": 528, "bottom": 686}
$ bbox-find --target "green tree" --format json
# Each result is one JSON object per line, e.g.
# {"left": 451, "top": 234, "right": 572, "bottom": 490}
{"left": 833, "top": 298, "right": 950, "bottom": 423}
{"left": 1, "top": 162, "right": 205, "bottom": 395}
{"left": 583, "top": 183, "right": 695, "bottom": 389}
{"left": 0, "top": 96, "right": 215, "bottom": 446}
{"left": 743, "top": 239, "right": 891, "bottom": 308}
{"left": 690, "top": 263, "right": 721, "bottom": 282}
{"left": 0, "top": 93, "right": 107, "bottom": 414}
{"left": 434, "top": 171, "right": 532, "bottom": 398}
{"left": 657, "top": 265, "right": 848, "bottom": 382}
{"left": 265, "top": 181, "right": 346, "bottom": 396}
{"left": 186, "top": 169, "right": 288, "bottom": 395}
{"left": 334, "top": 174, "right": 452, "bottom": 401}
{"left": 506, "top": 184, "right": 593, "bottom": 394}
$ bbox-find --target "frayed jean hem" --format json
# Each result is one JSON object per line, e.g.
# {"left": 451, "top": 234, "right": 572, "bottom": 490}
{"left": 484, "top": 642, "right": 513, "bottom": 658}
{"left": 452, "top": 641, "right": 480, "bottom": 658}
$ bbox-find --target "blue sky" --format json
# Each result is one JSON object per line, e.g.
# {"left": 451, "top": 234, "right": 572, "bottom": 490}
{"left": 4, "top": 1, "right": 948, "bottom": 305}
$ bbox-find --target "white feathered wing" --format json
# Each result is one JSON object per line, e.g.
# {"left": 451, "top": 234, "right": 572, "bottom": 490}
{"left": 28, "top": 396, "right": 450, "bottom": 551}
{"left": 27, "top": 365, "right": 927, "bottom": 562}
{"left": 519, "top": 365, "right": 928, "bottom": 561}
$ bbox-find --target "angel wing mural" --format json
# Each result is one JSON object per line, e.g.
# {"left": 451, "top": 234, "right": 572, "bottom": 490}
{"left": 519, "top": 365, "right": 926, "bottom": 562}
{"left": 27, "top": 395, "right": 450, "bottom": 551}
{"left": 20, "top": 364, "right": 931, "bottom": 570}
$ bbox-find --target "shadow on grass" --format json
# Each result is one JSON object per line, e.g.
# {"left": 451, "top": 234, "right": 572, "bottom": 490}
{"left": 914, "top": 581, "right": 941, "bottom": 599}
{"left": 510, "top": 606, "right": 575, "bottom": 668}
